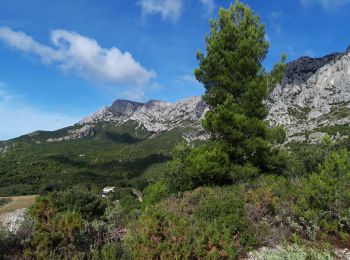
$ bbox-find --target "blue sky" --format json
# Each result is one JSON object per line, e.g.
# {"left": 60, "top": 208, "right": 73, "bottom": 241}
{"left": 0, "top": 0, "right": 350, "bottom": 140}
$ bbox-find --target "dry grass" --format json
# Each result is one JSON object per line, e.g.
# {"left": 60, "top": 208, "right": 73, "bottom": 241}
{"left": 0, "top": 195, "right": 37, "bottom": 214}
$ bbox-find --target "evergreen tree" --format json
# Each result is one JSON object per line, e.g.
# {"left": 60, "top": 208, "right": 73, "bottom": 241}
{"left": 167, "top": 1, "right": 286, "bottom": 191}
{"left": 195, "top": 0, "right": 286, "bottom": 175}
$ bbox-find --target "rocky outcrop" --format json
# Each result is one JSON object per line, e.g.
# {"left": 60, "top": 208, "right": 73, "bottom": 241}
{"left": 47, "top": 125, "right": 95, "bottom": 142}
{"left": 3, "top": 48, "right": 348, "bottom": 145}
{"left": 267, "top": 46, "right": 350, "bottom": 143}
{"left": 80, "top": 97, "right": 209, "bottom": 141}
{"left": 0, "top": 208, "right": 28, "bottom": 233}
{"left": 44, "top": 46, "right": 350, "bottom": 145}
{"left": 110, "top": 100, "right": 144, "bottom": 115}
{"left": 0, "top": 142, "right": 14, "bottom": 154}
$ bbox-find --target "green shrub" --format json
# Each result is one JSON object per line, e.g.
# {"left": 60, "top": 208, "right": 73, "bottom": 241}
{"left": 142, "top": 181, "right": 169, "bottom": 209}
{"left": 125, "top": 186, "right": 257, "bottom": 259}
{"left": 91, "top": 242, "right": 121, "bottom": 260}
{"left": 294, "top": 149, "right": 350, "bottom": 243}
{"left": 166, "top": 141, "right": 233, "bottom": 192}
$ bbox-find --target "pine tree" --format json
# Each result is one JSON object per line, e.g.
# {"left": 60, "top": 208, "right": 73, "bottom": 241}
{"left": 195, "top": 0, "right": 286, "bottom": 173}
{"left": 167, "top": 1, "right": 286, "bottom": 191}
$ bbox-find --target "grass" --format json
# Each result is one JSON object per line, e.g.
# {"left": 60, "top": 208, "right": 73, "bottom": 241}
{"left": 0, "top": 195, "right": 37, "bottom": 214}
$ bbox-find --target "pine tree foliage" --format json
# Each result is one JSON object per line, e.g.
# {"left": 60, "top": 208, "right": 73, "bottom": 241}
{"left": 168, "top": 1, "right": 286, "bottom": 191}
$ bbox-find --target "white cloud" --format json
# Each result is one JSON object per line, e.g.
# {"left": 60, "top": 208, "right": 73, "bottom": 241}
{"left": 0, "top": 85, "right": 79, "bottom": 141}
{"left": 0, "top": 27, "right": 156, "bottom": 86}
{"left": 139, "top": 0, "right": 183, "bottom": 22}
{"left": 300, "top": 0, "right": 350, "bottom": 10}
{"left": 199, "top": 0, "right": 215, "bottom": 15}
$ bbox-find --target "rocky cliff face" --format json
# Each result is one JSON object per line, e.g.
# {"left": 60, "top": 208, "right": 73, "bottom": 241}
{"left": 79, "top": 96, "right": 209, "bottom": 142}
{"left": 267, "top": 46, "right": 350, "bottom": 143}
{"left": 3, "top": 47, "right": 350, "bottom": 147}
{"left": 77, "top": 47, "right": 350, "bottom": 144}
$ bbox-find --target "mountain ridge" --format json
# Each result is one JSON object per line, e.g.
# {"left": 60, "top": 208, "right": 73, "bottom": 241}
{"left": 2, "top": 46, "right": 350, "bottom": 146}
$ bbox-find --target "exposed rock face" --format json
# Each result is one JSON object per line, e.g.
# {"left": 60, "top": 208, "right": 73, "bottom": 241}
{"left": 4, "top": 48, "right": 350, "bottom": 145}
{"left": 0, "top": 142, "right": 14, "bottom": 154}
{"left": 79, "top": 46, "right": 350, "bottom": 144}
{"left": 80, "top": 45, "right": 350, "bottom": 144}
{"left": 267, "top": 47, "right": 350, "bottom": 143}
{"left": 110, "top": 100, "right": 144, "bottom": 115}
{"left": 80, "top": 97, "right": 209, "bottom": 141}
{"left": 47, "top": 125, "right": 95, "bottom": 142}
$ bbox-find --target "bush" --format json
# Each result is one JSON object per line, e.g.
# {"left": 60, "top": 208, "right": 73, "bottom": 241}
{"left": 142, "top": 181, "right": 169, "bottom": 209}
{"left": 125, "top": 186, "right": 257, "bottom": 259}
{"left": 26, "top": 187, "right": 109, "bottom": 258}
{"left": 166, "top": 141, "right": 233, "bottom": 192}
{"left": 294, "top": 149, "right": 350, "bottom": 243}
{"left": 91, "top": 242, "right": 121, "bottom": 260}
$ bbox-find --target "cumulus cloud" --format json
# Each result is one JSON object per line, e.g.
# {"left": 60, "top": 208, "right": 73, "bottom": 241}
{"left": 0, "top": 85, "right": 79, "bottom": 141}
{"left": 139, "top": 0, "right": 183, "bottom": 22}
{"left": 0, "top": 27, "right": 156, "bottom": 86}
{"left": 300, "top": 0, "right": 350, "bottom": 10}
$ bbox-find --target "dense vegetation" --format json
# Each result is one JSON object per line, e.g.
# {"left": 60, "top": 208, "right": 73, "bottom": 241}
{"left": 1, "top": 1, "right": 350, "bottom": 259}
{"left": 2, "top": 138, "right": 350, "bottom": 259}
{"left": 0, "top": 121, "right": 182, "bottom": 196}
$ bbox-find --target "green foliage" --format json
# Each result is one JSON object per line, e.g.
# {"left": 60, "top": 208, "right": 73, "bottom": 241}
{"left": 166, "top": 0, "right": 286, "bottom": 193}
{"left": 91, "top": 242, "right": 121, "bottom": 260}
{"left": 195, "top": 1, "right": 269, "bottom": 108}
{"left": 26, "top": 187, "right": 109, "bottom": 258}
{"left": 2, "top": 1, "right": 350, "bottom": 259}
{"left": 142, "top": 181, "right": 169, "bottom": 209}
{"left": 0, "top": 121, "right": 177, "bottom": 196}
{"left": 295, "top": 149, "right": 350, "bottom": 242}
{"left": 166, "top": 141, "right": 233, "bottom": 191}
{"left": 125, "top": 186, "right": 257, "bottom": 259}
{"left": 286, "top": 135, "right": 336, "bottom": 176}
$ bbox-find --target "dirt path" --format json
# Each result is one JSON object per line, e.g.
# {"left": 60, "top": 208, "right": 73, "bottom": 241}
{"left": 0, "top": 195, "right": 37, "bottom": 214}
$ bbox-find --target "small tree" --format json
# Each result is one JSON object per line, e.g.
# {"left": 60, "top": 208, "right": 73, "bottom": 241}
{"left": 168, "top": 1, "right": 286, "bottom": 191}
{"left": 195, "top": 0, "right": 286, "bottom": 173}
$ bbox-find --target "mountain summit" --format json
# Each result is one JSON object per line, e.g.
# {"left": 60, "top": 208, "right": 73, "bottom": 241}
{"left": 79, "top": 96, "right": 208, "bottom": 139}
{"left": 1, "top": 46, "right": 350, "bottom": 149}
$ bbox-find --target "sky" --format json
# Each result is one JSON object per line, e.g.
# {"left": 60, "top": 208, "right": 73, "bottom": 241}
{"left": 0, "top": 0, "right": 350, "bottom": 140}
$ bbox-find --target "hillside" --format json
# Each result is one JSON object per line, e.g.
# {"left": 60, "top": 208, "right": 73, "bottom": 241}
{"left": 0, "top": 98, "right": 206, "bottom": 196}
{"left": 1, "top": 48, "right": 350, "bottom": 196}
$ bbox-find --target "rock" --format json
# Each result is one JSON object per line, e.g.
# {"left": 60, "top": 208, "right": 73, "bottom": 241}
{"left": 80, "top": 97, "right": 208, "bottom": 142}
{"left": 0, "top": 142, "right": 10, "bottom": 154}
{"left": 0, "top": 208, "right": 28, "bottom": 233}
{"left": 267, "top": 46, "right": 350, "bottom": 143}
{"left": 47, "top": 124, "right": 95, "bottom": 142}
